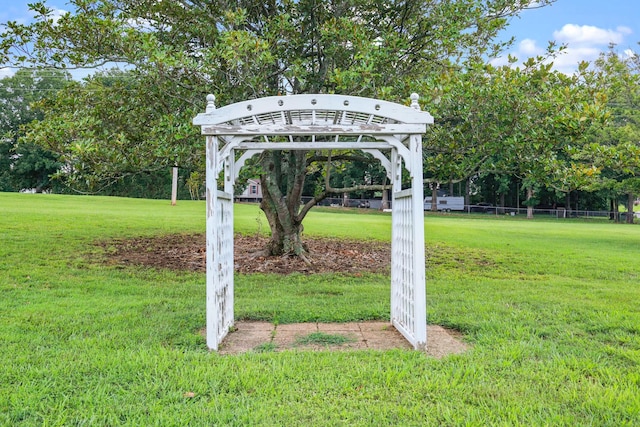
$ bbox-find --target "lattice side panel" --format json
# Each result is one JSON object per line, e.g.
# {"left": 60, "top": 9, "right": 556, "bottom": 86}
{"left": 391, "top": 191, "right": 416, "bottom": 345}
{"left": 214, "top": 191, "right": 235, "bottom": 344}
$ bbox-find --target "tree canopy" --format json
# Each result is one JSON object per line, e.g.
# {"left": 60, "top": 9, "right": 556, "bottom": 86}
{"left": 582, "top": 47, "right": 640, "bottom": 222}
{"left": 0, "top": 68, "right": 70, "bottom": 192}
{"left": 7, "top": 0, "right": 632, "bottom": 253}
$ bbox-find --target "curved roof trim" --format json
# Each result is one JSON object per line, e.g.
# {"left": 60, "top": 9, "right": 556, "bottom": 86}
{"left": 193, "top": 94, "right": 434, "bottom": 128}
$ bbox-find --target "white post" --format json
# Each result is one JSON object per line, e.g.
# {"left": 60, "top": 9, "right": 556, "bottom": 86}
{"left": 171, "top": 166, "right": 179, "bottom": 206}
{"left": 224, "top": 150, "right": 234, "bottom": 195}
{"left": 205, "top": 135, "right": 219, "bottom": 350}
{"left": 390, "top": 146, "right": 401, "bottom": 336}
{"left": 390, "top": 148, "right": 402, "bottom": 193}
{"left": 409, "top": 132, "right": 427, "bottom": 350}
{"left": 409, "top": 93, "right": 427, "bottom": 349}
{"left": 202, "top": 95, "right": 219, "bottom": 349}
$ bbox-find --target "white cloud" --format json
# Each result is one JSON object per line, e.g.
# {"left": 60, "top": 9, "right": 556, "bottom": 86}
{"left": 495, "top": 23, "right": 635, "bottom": 74}
{"left": 489, "top": 56, "right": 509, "bottom": 67}
{"left": 519, "top": 38, "right": 543, "bottom": 56}
{"left": 550, "top": 46, "right": 602, "bottom": 74}
{"left": 126, "top": 17, "right": 154, "bottom": 30}
{"left": 549, "top": 24, "right": 634, "bottom": 73}
{"left": 50, "top": 8, "right": 68, "bottom": 24}
{"left": 489, "top": 38, "right": 544, "bottom": 68}
{"left": 0, "top": 68, "right": 15, "bottom": 79}
{"left": 553, "top": 24, "right": 629, "bottom": 45}
{"left": 25, "top": 5, "right": 68, "bottom": 24}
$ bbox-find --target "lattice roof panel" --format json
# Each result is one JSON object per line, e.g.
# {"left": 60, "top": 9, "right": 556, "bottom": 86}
{"left": 193, "top": 94, "right": 433, "bottom": 139}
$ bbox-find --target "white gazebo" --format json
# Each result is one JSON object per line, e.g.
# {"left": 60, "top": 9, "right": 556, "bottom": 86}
{"left": 193, "top": 93, "right": 433, "bottom": 350}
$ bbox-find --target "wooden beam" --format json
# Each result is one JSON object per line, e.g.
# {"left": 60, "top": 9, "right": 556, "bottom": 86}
{"left": 200, "top": 123, "right": 426, "bottom": 136}
{"left": 231, "top": 141, "right": 395, "bottom": 151}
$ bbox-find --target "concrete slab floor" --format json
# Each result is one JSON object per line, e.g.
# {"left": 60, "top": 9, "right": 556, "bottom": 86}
{"left": 216, "top": 321, "right": 469, "bottom": 358}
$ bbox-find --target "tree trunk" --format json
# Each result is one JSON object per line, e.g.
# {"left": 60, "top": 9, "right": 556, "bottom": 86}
{"left": 499, "top": 192, "right": 505, "bottom": 215}
{"left": 627, "top": 193, "right": 635, "bottom": 224}
{"left": 259, "top": 150, "right": 309, "bottom": 257}
{"left": 565, "top": 191, "right": 571, "bottom": 218}
{"left": 609, "top": 198, "right": 615, "bottom": 221}
{"left": 381, "top": 188, "right": 389, "bottom": 210}
{"left": 465, "top": 178, "right": 470, "bottom": 213}
{"left": 526, "top": 187, "right": 534, "bottom": 219}
{"left": 431, "top": 184, "right": 438, "bottom": 212}
{"left": 259, "top": 204, "right": 307, "bottom": 256}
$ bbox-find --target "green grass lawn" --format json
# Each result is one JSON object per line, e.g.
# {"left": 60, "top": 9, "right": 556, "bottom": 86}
{"left": 1, "top": 193, "right": 639, "bottom": 425}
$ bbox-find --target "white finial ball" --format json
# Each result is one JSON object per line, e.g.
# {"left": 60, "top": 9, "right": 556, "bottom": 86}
{"left": 205, "top": 94, "right": 216, "bottom": 112}
{"left": 410, "top": 93, "right": 420, "bottom": 110}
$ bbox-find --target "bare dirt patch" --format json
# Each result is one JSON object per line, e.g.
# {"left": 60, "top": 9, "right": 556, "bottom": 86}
{"left": 100, "top": 233, "right": 391, "bottom": 275}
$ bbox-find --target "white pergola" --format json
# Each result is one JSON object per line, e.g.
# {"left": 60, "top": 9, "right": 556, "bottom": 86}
{"left": 193, "top": 93, "right": 433, "bottom": 350}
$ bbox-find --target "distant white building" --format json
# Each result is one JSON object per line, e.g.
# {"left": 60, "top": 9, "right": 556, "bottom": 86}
{"left": 235, "top": 179, "right": 262, "bottom": 202}
{"left": 424, "top": 196, "right": 465, "bottom": 211}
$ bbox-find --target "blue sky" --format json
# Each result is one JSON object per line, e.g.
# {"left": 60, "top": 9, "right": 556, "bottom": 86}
{"left": 496, "top": 0, "right": 639, "bottom": 73}
{"left": 1, "top": 0, "right": 639, "bottom": 78}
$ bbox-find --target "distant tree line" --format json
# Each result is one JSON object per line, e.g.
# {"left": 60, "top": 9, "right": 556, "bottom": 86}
{"left": 1, "top": 1, "right": 638, "bottom": 246}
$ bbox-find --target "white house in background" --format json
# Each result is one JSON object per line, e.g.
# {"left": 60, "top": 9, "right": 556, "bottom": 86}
{"left": 235, "top": 178, "right": 263, "bottom": 202}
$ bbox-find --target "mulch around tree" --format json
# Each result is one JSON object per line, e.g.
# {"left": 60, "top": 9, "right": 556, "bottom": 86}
{"left": 100, "top": 233, "right": 392, "bottom": 275}
{"left": 99, "top": 233, "right": 469, "bottom": 356}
